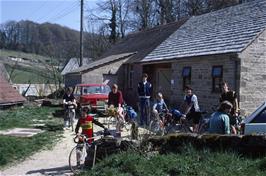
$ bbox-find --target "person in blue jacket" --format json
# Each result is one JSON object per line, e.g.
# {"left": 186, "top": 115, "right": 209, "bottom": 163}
{"left": 138, "top": 73, "right": 152, "bottom": 126}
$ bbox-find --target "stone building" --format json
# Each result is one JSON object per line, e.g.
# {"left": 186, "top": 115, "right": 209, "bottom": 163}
{"left": 66, "top": 20, "right": 187, "bottom": 109}
{"left": 61, "top": 58, "right": 92, "bottom": 87}
{"left": 141, "top": 0, "right": 266, "bottom": 114}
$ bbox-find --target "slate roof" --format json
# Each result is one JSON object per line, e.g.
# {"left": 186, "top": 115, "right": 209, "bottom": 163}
{"left": 61, "top": 58, "right": 92, "bottom": 75}
{"left": 68, "top": 52, "right": 136, "bottom": 74}
{"left": 143, "top": 0, "right": 266, "bottom": 62}
{"left": 100, "top": 19, "right": 187, "bottom": 64}
{"left": 67, "top": 20, "right": 187, "bottom": 74}
{"left": 0, "top": 74, "right": 26, "bottom": 106}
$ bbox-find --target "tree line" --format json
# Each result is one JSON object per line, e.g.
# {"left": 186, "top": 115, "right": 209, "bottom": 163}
{"left": 89, "top": 0, "right": 250, "bottom": 43}
{"left": 0, "top": 20, "right": 109, "bottom": 61}
{"left": 0, "top": 0, "right": 251, "bottom": 61}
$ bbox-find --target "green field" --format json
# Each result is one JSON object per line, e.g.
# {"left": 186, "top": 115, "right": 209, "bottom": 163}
{"left": 0, "top": 106, "right": 63, "bottom": 167}
{"left": 4, "top": 64, "right": 55, "bottom": 84}
{"left": 0, "top": 49, "right": 56, "bottom": 63}
{"left": 0, "top": 49, "right": 62, "bottom": 84}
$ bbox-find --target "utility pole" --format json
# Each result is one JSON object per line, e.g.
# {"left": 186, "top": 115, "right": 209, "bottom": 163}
{"left": 79, "top": 0, "right": 84, "bottom": 67}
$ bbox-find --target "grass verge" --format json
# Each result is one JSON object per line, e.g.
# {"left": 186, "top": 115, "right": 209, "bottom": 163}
{"left": 0, "top": 106, "right": 63, "bottom": 167}
{"left": 80, "top": 146, "right": 266, "bottom": 176}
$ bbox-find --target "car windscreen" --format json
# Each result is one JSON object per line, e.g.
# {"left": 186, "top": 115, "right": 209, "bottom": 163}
{"left": 251, "top": 107, "right": 266, "bottom": 123}
{"left": 82, "top": 85, "right": 110, "bottom": 95}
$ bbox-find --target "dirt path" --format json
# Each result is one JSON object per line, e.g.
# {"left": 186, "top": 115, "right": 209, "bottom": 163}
{"left": 0, "top": 129, "right": 76, "bottom": 176}
{"left": 0, "top": 118, "right": 148, "bottom": 176}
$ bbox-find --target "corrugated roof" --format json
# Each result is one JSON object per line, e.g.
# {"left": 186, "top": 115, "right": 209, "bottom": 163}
{"left": 0, "top": 74, "right": 26, "bottom": 106}
{"left": 61, "top": 58, "right": 92, "bottom": 75}
{"left": 68, "top": 52, "right": 136, "bottom": 74}
{"left": 143, "top": 0, "right": 266, "bottom": 62}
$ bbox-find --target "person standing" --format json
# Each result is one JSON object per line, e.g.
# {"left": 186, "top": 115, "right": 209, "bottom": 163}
{"left": 138, "top": 73, "right": 152, "bottom": 126}
{"left": 63, "top": 87, "right": 77, "bottom": 129}
{"left": 208, "top": 101, "right": 232, "bottom": 134}
{"left": 219, "top": 81, "right": 240, "bottom": 134}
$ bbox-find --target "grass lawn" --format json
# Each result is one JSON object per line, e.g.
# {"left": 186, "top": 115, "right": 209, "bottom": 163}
{"left": 0, "top": 106, "right": 63, "bottom": 167}
{"left": 80, "top": 147, "right": 266, "bottom": 176}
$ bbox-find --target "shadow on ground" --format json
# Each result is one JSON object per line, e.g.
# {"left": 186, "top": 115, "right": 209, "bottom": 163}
{"left": 26, "top": 165, "right": 72, "bottom": 175}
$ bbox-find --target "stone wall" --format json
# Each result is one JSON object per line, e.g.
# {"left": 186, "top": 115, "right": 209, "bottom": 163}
{"left": 238, "top": 29, "right": 266, "bottom": 114}
{"left": 81, "top": 58, "right": 129, "bottom": 88}
{"left": 171, "top": 54, "right": 239, "bottom": 112}
{"left": 123, "top": 64, "right": 143, "bottom": 110}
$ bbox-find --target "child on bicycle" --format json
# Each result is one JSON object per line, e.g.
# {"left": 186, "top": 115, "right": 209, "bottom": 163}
{"left": 152, "top": 92, "right": 168, "bottom": 114}
{"left": 152, "top": 92, "right": 169, "bottom": 124}
{"left": 75, "top": 107, "right": 108, "bottom": 167}
{"left": 75, "top": 107, "right": 107, "bottom": 143}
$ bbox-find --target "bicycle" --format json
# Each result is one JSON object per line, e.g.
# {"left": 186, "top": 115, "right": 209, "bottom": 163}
{"left": 123, "top": 104, "right": 139, "bottom": 139}
{"left": 65, "top": 102, "right": 76, "bottom": 131}
{"left": 68, "top": 130, "right": 114, "bottom": 174}
{"left": 149, "top": 111, "right": 167, "bottom": 136}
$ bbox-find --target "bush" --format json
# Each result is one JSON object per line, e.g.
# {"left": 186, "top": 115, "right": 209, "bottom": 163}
{"left": 80, "top": 146, "right": 266, "bottom": 176}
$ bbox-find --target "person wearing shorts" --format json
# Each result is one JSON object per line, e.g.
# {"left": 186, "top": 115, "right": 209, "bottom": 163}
{"left": 182, "top": 85, "right": 201, "bottom": 133}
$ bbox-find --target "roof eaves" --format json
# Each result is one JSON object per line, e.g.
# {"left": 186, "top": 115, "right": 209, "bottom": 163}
{"left": 68, "top": 52, "right": 136, "bottom": 74}
{"left": 80, "top": 53, "right": 136, "bottom": 74}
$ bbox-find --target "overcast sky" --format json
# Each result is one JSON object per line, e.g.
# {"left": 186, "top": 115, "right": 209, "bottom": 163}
{"left": 0, "top": 0, "right": 101, "bottom": 31}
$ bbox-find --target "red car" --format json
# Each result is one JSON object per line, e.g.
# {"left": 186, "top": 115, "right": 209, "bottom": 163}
{"left": 74, "top": 84, "right": 111, "bottom": 112}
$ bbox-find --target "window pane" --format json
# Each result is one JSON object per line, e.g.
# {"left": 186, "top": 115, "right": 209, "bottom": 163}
{"left": 212, "top": 67, "right": 222, "bottom": 77}
{"left": 182, "top": 67, "right": 191, "bottom": 77}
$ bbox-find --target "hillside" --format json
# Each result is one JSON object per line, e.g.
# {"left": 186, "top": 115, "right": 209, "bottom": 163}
{"left": 0, "top": 20, "right": 110, "bottom": 61}
{"left": 0, "top": 49, "right": 61, "bottom": 84}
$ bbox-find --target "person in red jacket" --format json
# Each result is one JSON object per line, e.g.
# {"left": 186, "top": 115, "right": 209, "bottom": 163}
{"left": 75, "top": 107, "right": 107, "bottom": 168}
{"left": 75, "top": 107, "right": 106, "bottom": 143}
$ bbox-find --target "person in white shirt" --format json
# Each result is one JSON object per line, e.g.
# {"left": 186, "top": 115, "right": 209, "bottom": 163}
{"left": 181, "top": 85, "right": 201, "bottom": 133}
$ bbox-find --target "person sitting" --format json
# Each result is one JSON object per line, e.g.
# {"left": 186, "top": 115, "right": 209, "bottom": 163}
{"left": 108, "top": 84, "right": 125, "bottom": 132}
{"left": 208, "top": 101, "right": 232, "bottom": 135}
{"left": 152, "top": 92, "right": 168, "bottom": 114}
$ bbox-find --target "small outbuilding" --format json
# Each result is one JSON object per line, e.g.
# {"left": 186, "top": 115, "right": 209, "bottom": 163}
{"left": 0, "top": 73, "right": 26, "bottom": 107}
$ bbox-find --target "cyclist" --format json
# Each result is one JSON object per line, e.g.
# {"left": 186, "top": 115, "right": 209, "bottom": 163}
{"left": 75, "top": 107, "right": 107, "bottom": 167}
{"left": 152, "top": 92, "right": 168, "bottom": 114}
{"left": 181, "top": 85, "right": 201, "bottom": 133}
{"left": 63, "top": 87, "right": 77, "bottom": 129}
{"left": 219, "top": 81, "right": 240, "bottom": 134}
{"left": 108, "top": 84, "right": 125, "bottom": 132}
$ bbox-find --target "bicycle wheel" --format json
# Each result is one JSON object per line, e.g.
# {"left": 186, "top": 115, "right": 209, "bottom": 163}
{"left": 69, "top": 144, "right": 86, "bottom": 174}
{"left": 149, "top": 120, "right": 164, "bottom": 136}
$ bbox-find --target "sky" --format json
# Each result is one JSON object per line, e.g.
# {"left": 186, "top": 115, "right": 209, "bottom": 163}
{"left": 0, "top": 0, "right": 101, "bottom": 31}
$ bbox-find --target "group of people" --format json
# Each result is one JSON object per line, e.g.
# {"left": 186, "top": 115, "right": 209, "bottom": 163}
{"left": 137, "top": 73, "right": 240, "bottom": 135}
{"left": 63, "top": 73, "right": 240, "bottom": 140}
